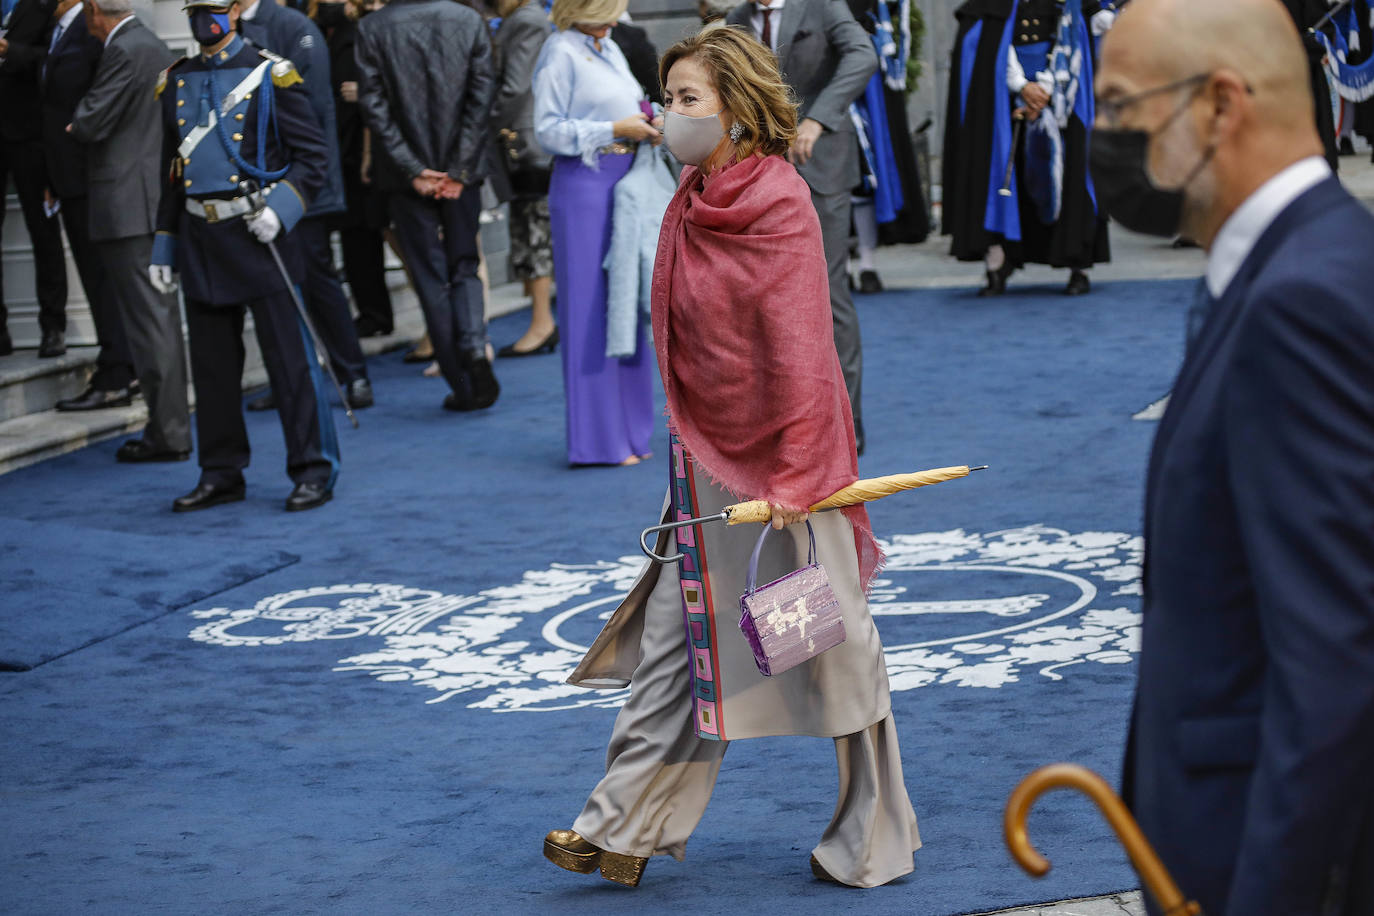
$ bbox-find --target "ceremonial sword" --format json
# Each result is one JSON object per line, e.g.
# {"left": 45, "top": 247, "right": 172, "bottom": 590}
{"left": 239, "top": 179, "right": 359, "bottom": 429}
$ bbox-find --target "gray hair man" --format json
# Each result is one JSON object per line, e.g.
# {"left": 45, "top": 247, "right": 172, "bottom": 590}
{"left": 68, "top": 0, "right": 191, "bottom": 462}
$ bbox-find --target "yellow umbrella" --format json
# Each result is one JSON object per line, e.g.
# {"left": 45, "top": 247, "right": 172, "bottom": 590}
{"left": 639, "top": 465, "right": 985, "bottom": 563}
{"left": 1004, "top": 763, "right": 1204, "bottom": 916}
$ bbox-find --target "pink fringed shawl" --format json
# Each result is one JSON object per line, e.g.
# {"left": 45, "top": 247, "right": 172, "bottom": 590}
{"left": 651, "top": 154, "right": 883, "bottom": 592}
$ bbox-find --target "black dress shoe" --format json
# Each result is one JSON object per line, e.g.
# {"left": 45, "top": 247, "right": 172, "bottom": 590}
{"left": 57, "top": 386, "right": 133, "bottom": 412}
{"left": 173, "top": 480, "right": 246, "bottom": 512}
{"left": 443, "top": 354, "right": 500, "bottom": 411}
{"left": 1064, "top": 270, "right": 1091, "bottom": 296}
{"left": 354, "top": 316, "right": 393, "bottom": 338}
{"left": 347, "top": 378, "right": 374, "bottom": 409}
{"left": 1339, "top": 136, "right": 1356, "bottom": 157}
{"left": 285, "top": 481, "right": 332, "bottom": 512}
{"left": 977, "top": 262, "right": 1015, "bottom": 297}
{"left": 857, "top": 270, "right": 884, "bottom": 294}
{"left": 38, "top": 330, "right": 66, "bottom": 358}
{"left": 246, "top": 391, "right": 276, "bottom": 411}
{"left": 117, "top": 438, "right": 190, "bottom": 463}
{"left": 497, "top": 326, "right": 559, "bottom": 358}
{"left": 0, "top": 327, "right": 12, "bottom": 357}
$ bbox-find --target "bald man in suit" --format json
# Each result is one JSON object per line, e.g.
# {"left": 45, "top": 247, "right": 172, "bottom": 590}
{"left": 1100, "top": 0, "right": 1374, "bottom": 912}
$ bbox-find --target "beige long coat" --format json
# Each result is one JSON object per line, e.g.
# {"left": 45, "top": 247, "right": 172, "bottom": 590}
{"left": 568, "top": 466, "right": 892, "bottom": 741}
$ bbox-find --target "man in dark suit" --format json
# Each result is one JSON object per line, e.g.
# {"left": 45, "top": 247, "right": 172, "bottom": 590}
{"left": 0, "top": 0, "right": 67, "bottom": 356}
{"left": 1096, "top": 1, "right": 1374, "bottom": 912}
{"left": 70, "top": 0, "right": 191, "bottom": 462}
{"left": 725, "top": 0, "right": 875, "bottom": 452}
{"left": 239, "top": 0, "right": 373, "bottom": 411}
{"left": 41, "top": 0, "right": 137, "bottom": 408}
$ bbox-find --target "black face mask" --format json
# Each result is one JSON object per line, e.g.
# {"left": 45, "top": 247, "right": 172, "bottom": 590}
{"left": 315, "top": 3, "right": 348, "bottom": 27}
{"left": 188, "top": 8, "right": 233, "bottom": 45}
{"left": 1089, "top": 128, "right": 1215, "bottom": 239}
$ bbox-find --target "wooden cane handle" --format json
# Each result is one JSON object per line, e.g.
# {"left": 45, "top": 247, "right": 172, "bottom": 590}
{"left": 1004, "top": 764, "right": 1203, "bottom": 916}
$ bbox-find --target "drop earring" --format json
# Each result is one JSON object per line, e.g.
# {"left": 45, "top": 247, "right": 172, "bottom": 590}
{"left": 728, "top": 121, "right": 744, "bottom": 143}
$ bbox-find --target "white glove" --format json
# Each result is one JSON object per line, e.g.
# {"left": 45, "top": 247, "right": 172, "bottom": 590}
{"left": 245, "top": 206, "right": 282, "bottom": 244}
{"left": 1091, "top": 9, "right": 1116, "bottom": 36}
{"left": 149, "top": 263, "right": 178, "bottom": 294}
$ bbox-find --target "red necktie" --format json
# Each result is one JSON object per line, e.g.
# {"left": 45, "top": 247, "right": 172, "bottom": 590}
{"left": 760, "top": 7, "right": 773, "bottom": 50}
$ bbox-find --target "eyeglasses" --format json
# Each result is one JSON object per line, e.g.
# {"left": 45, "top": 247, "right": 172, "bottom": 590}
{"left": 1096, "top": 74, "right": 1210, "bottom": 130}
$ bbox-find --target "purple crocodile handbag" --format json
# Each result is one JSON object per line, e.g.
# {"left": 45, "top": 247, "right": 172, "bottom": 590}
{"left": 738, "top": 521, "right": 847, "bottom": 677}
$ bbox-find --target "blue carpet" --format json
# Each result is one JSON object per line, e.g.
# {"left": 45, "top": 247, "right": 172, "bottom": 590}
{"left": 0, "top": 518, "right": 297, "bottom": 670}
{"left": 0, "top": 276, "right": 1193, "bottom": 915}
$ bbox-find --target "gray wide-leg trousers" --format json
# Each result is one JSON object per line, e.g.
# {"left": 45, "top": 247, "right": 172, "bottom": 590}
{"left": 573, "top": 558, "right": 921, "bottom": 888}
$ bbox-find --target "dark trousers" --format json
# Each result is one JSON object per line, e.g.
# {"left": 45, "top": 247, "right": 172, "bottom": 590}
{"left": 298, "top": 217, "right": 367, "bottom": 385}
{"left": 811, "top": 186, "right": 863, "bottom": 433}
{"left": 340, "top": 224, "right": 392, "bottom": 332}
{"left": 389, "top": 191, "right": 486, "bottom": 396}
{"left": 61, "top": 197, "right": 134, "bottom": 390}
{"left": 96, "top": 235, "right": 190, "bottom": 451}
{"left": 185, "top": 291, "right": 338, "bottom": 489}
{"left": 0, "top": 137, "right": 67, "bottom": 334}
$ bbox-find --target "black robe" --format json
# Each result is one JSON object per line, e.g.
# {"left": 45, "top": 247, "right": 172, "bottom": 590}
{"left": 845, "top": 0, "right": 930, "bottom": 244}
{"left": 1283, "top": 0, "right": 1339, "bottom": 169}
{"left": 942, "top": 0, "right": 1109, "bottom": 269}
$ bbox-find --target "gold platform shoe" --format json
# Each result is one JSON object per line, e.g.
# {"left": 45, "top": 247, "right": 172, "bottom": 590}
{"left": 543, "top": 829, "right": 648, "bottom": 887}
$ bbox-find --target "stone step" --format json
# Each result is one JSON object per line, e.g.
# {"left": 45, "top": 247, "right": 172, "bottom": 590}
{"left": 0, "top": 348, "right": 99, "bottom": 424}
{"left": 0, "top": 278, "right": 532, "bottom": 476}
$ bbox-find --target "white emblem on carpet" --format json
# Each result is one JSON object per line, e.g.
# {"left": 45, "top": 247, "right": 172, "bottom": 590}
{"left": 187, "top": 525, "right": 1142, "bottom": 709}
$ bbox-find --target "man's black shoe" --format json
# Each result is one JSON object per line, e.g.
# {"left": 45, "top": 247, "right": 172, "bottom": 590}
{"left": 354, "top": 316, "right": 393, "bottom": 338}
{"left": 173, "top": 480, "right": 246, "bottom": 512}
{"left": 117, "top": 439, "right": 190, "bottom": 463}
{"left": 285, "top": 481, "right": 332, "bottom": 512}
{"left": 57, "top": 386, "right": 133, "bottom": 411}
{"left": 246, "top": 391, "right": 276, "bottom": 411}
{"left": 38, "top": 330, "right": 66, "bottom": 358}
{"left": 857, "top": 270, "right": 884, "bottom": 294}
{"left": 1064, "top": 270, "right": 1091, "bottom": 296}
{"left": 347, "top": 378, "right": 374, "bottom": 409}
{"left": 461, "top": 354, "right": 500, "bottom": 410}
{"left": 0, "top": 327, "right": 12, "bottom": 356}
{"left": 1340, "top": 136, "right": 1356, "bottom": 156}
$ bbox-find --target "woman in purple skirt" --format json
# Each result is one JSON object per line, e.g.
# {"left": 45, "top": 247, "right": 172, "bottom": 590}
{"left": 533, "top": 0, "right": 660, "bottom": 466}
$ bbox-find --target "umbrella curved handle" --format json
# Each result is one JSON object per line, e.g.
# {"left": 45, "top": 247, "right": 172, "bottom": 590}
{"left": 1004, "top": 764, "right": 1203, "bottom": 916}
{"left": 639, "top": 511, "right": 730, "bottom": 564}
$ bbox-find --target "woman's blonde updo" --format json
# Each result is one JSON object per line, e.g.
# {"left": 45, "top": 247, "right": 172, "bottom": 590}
{"left": 550, "top": 0, "right": 627, "bottom": 31}
{"left": 658, "top": 25, "right": 799, "bottom": 160}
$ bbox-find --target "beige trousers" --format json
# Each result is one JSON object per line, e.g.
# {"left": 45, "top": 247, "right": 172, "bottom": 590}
{"left": 572, "top": 554, "right": 922, "bottom": 888}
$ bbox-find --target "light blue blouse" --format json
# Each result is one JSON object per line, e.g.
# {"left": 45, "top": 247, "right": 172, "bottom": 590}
{"left": 532, "top": 28, "right": 646, "bottom": 166}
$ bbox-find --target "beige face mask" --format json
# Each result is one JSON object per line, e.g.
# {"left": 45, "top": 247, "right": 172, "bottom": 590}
{"left": 663, "top": 109, "right": 725, "bottom": 166}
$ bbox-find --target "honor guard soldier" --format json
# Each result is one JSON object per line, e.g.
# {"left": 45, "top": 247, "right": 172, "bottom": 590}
{"left": 150, "top": 0, "right": 340, "bottom": 513}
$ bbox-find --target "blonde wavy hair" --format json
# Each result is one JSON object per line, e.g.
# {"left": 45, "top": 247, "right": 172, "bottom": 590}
{"left": 659, "top": 25, "right": 799, "bottom": 160}
{"left": 550, "top": 0, "right": 627, "bottom": 31}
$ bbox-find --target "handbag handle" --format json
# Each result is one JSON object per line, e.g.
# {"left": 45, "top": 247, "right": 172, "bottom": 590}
{"left": 744, "top": 520, "right": 818, "bottom": 598}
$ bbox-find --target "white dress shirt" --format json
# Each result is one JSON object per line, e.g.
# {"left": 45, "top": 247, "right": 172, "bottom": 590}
{"left": 1205, "top": 156, "right": 1330, "bottom": 299}
{"left": 52, "top": 1, "right": 83, "bottom": 44}
{"left": 750, "top": 0, "right": 786, "bottom": 55}
{"left": 532, "top": 28, "right": 644, "bottom": 165}
{"left": 104, "top": 12, "right": 134, "bottom": 46}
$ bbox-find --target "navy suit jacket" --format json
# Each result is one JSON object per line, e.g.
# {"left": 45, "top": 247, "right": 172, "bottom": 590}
{"left": 39, "top": 12, "right": 103, "bottom": 200}
{"left": 1126, "top": 176, "right": 1374, "bottom": 915}
{"left": 238, "top": 5, "right": 344, "bottom": 215}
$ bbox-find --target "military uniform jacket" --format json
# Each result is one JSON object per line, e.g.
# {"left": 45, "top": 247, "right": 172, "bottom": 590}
{"left": 152, "top": 35, "right": 330, "bottom": 306}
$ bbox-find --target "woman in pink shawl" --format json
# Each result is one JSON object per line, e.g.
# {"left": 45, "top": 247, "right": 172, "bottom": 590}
{"left": 544, "top": 26, "right": 920, "bottom": 889}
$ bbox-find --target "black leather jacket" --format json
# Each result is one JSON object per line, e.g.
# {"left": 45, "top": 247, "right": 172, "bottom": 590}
{"left": 355, "top": 0, "right": 495, "bottom": 192}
